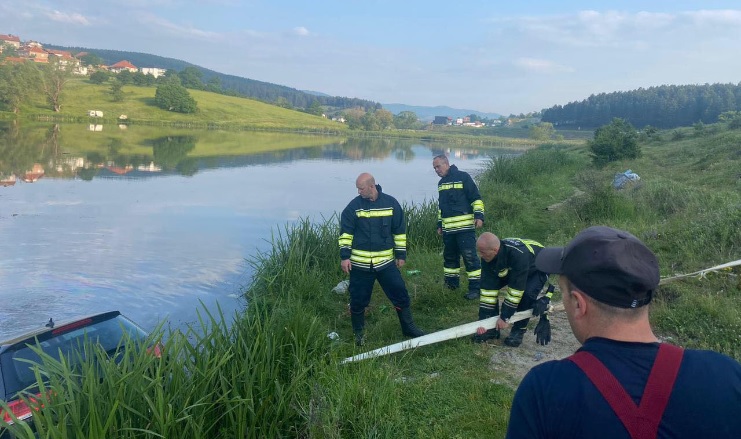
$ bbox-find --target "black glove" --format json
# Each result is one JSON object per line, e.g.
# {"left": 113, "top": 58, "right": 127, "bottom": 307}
{"left": 500, "top": 301, "right": 517, "bottom": 322}
{"left": 534, "top": 315, "right": 551, "bottom": 346}
{"left": 532, "top": 296, "right": 550, "bottom": 316}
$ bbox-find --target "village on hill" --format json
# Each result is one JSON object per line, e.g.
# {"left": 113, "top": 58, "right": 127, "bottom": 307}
{"left": 0, "top": 32, "right": 166, "bottom": 78}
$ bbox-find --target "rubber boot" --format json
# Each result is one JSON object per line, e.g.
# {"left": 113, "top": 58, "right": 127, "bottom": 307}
{"left": 464, "top": 288, "right": 480, "bottom": 300}
{"left": 472, "top": 303, "right": 499, "bottom": 343}
{"left": 396, "top": 307, "right": 425, "bottom": 338}
{"left": 504, "top": 328, "right": 527, "bottom": 347}
{"left": 465, "top": 275, "right": 481, "bottom": 300}
{"left": 350, "top": 311, "right": 365, "bottom": 346}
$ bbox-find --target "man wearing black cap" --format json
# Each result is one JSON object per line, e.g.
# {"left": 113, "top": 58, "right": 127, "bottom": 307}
{"left": 506, "top": 225, "right": 741, "bottom": 439}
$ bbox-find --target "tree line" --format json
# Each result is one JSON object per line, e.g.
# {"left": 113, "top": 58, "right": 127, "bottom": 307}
{"left": 541, "top": 83, "right": 741, "bottom": 129}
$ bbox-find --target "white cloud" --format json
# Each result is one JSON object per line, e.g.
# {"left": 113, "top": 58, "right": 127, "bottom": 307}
{"left": 500, "top": 9, "right": 741, "bottom": 49}
{"left": 513, "top": 57, "right": 574, "bottom": 74}
{"left": 136, "top": 13, "right": 224, "bottom": 42}
{"left": 293, "top": 26, "right": 310, "bottom": 36}
{"left": 685, "top": 9, "right": 741, "bottom": 26}
{"left": 46, "top": 10, "right": 91, "bottom": 25}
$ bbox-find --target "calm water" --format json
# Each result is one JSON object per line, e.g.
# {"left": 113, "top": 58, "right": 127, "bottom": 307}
{"left": 0, "top": 125, "right": 518, "bottom": 340}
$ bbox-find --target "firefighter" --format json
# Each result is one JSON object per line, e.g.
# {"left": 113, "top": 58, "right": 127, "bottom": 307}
{"left": 433, "top": 154, "right": 484, "bottom": 300}
{"left": 473, "top": 232, "right": 552, "bottom": 347}
{"left": 339, "top": 173, "right": 425, "bottom": 346}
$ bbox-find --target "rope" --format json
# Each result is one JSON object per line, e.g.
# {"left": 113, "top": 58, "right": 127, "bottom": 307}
{"left": 659, "top": 259, "right": 741, "bottom": 284}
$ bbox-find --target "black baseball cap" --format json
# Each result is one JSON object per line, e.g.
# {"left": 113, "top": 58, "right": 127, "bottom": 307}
{"left": 535, "top": 226, "right": 659, "bottom": 308}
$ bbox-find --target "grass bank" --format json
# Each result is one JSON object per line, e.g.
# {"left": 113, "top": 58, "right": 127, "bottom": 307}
{"left": 17, "top": 78, "right": 346, "bottom": 133}
{"left": 3, "top": 124, "right": 740, "bottom": 438}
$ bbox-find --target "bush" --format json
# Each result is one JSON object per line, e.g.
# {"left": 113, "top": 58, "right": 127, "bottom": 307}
{"left": 88, "top": 70, "right": 109, "bottom": 84}
{"left": 154, "top": 82, "right": 198, "bottom": 113}
{"left": 588, "top": 118, "right": 640, "bottom": 166}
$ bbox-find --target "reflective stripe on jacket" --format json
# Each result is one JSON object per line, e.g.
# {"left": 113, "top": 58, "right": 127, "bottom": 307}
{"left": 480, "top": 238, "right": 543, "bottom": 308}
{"left": 437, "top": 165, "right": 484, "bottom": 233}
{"left": 339, "top": 185, "right": 407, "bottom": 271}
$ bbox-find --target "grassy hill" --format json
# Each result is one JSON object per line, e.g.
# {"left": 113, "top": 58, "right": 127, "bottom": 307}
{"left": 24, "top": 78, "right": 347, "bottom": 133}
{"left": 44, "top": 45, "right": 379, "bottom": 111}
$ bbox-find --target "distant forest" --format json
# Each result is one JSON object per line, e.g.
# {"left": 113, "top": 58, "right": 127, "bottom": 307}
{"left": 46, "top": 45, "right": 380, "bottom": 112}
{"left": 541, "top": 83, "right": 741, "bottom": 129}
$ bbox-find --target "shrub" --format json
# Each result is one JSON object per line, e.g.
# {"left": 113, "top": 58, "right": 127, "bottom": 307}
{"left": 88, "top": 70, "right": 109, "bottom": 84}
{"left": 154, "top": 82, "right": 198, "bottom": 113}
{"left": 588, "top": 118, "right": 640, "bottom": 166}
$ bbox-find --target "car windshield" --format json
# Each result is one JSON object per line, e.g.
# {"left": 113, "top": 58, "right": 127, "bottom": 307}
{"left": 1, "top": 315, "right": 148, "bottom": 398}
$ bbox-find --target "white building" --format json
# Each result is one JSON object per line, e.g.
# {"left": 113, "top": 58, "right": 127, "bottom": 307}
{"left": 140, "top": 67, "right": 167, "bottom": 78}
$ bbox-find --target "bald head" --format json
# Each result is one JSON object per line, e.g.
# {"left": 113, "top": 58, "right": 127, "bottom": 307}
{"left": 356, "top": 172, "right": 378, "bottom": 201}
{"left": 356, "top": 173, "right": 375, "bottom": 187}
{"left": 477, "top": 232, "right": 501, "bottom": 262}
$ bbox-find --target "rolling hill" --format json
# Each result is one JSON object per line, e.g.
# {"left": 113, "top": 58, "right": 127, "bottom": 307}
{"left": 44, "top": 45, "right": 379, "bottom": 113}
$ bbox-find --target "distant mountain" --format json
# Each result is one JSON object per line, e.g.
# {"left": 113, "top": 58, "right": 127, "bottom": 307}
{"left": 44, "top": 45, "right": 379, "bottom": 112}
{"left": 382, "top": 103, "right": 501, "bottom": 122}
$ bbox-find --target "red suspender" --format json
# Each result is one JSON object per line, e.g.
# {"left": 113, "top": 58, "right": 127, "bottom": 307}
{"left": 569, "top": 344, "right": 684, "bottom": 439}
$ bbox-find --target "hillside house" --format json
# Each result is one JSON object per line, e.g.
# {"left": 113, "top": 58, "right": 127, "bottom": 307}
{"left": 109, "top": 60, "right": 138, "bottom": 73}
{"left": 140, "top": 67, "right": 167, "bottom": 78}
{"left": 0, "top": 34, "right": 21, "bottom": 49}
{"left": 18, "top": 45, "right": 48, "bottom": 63}
{"left": 46, "top": 49, "right": 76, "bottom": 65}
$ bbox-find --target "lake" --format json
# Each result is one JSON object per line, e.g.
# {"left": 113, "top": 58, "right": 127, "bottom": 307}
{"left": 0, "top": 123, "right": 521, "bottom": 340}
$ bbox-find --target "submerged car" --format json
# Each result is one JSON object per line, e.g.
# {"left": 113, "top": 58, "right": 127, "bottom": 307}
{"left": 0, "top": 311, "right": 156, "bottom": 430}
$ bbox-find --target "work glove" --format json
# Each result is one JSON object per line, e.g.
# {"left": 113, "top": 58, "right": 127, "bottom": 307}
{"left": 500, "top": 301, "right": 517, "bottom": 323}
{"left": 532, "top": 284, "right": 555, "bottom": 316}
{"left": 532, "top": 296, "right": 550, "bottom": 316}
{"left": 533, "top": 315, "right": 551, "bottom": 346}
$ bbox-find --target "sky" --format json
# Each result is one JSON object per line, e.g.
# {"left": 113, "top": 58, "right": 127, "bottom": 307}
{"left": 2, "top": 1, "right": 741, "bottom": 115}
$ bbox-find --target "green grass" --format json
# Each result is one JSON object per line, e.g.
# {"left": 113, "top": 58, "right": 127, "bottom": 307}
{"left": 3, "top": 122, "right": 740, "bottom": 438}
{"left": 20, "top": 78, "right": 347, "bottom": 132}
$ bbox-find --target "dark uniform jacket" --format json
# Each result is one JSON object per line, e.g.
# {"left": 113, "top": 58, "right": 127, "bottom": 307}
{"left": 437, "top": 165, "right": 484, "bottom": 234}
{"left": 507, "top": 337, "right": 741, "bottom": 439}
{"left": 481, "top": 238, "right": 544, "bottom": 317}
{"left": 338, "top": 185, "right": 407, "bottom": 271}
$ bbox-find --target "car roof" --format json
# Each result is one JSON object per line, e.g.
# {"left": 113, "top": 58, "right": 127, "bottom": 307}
{"left": 0, "top": 311, "right": 122, "bottom": 349}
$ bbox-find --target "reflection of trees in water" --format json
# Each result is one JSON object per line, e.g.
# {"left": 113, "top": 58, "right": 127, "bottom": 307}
{"left": 77, "top": 167, "right": 99, "bottom": 181}
{"left": 339, "top": 138, "right": 415, "bottom": 161}
{"left": 0, "top": 122, "right": 60, "bottom": 178}
{"left": 150, "top": 135, "right": 197, "bottom": 174}
{"left": 176, "top": 157, "right": 199, "bottom": 176}
{"left": 2, "top": 125, "right": 497, "bottom": 183}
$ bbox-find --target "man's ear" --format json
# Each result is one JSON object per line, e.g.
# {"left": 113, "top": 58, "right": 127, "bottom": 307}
{"left": 571, "top": 290, "right": 588, "bottom": 317}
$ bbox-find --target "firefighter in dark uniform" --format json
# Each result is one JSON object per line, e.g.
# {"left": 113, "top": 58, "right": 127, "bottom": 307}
{"left": 473, "top": 232, "right": 553, "bottom": 347}
{"left": 339, "top": 173, "right": 425, "bottom": 346}
{"left": 433, "top": 154, "right": 484, "bottom": 300}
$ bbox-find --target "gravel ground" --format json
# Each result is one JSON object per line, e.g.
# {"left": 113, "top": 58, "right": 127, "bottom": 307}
{"left": 480, "top": 305, "right": 582, "bottom": 389}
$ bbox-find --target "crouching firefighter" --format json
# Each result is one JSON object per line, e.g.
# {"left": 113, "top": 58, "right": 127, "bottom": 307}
{"left": 472, "top": 232, "right": 552, "bottom": 347}
{"left": 339, "top": 173, "right": 426, "bottom": 346}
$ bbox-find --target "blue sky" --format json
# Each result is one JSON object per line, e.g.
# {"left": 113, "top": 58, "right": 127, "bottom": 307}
{"left": 2, "top": 1, "right": 741, "bottom": 115}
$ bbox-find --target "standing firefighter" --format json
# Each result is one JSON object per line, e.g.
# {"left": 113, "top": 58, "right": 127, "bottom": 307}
{"left": 473, "top": 232, "right": 553, "bottom": 347}
{"left": 433, "top": 154, "right": 484, "bottom": 300}
{"left": 339, "top": 173, "right": 425, "bottom": 346}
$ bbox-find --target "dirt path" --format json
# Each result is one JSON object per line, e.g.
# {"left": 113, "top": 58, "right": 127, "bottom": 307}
{"left": 481, "top": 308, "right": 581, "bottom": 389}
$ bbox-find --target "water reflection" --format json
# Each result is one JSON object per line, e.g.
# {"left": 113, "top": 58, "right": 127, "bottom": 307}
{"left": 1, "top": 123, "right": 491, "bottom": 184}
{"left": 0, "top": 123, "right": 519, "bottom": 340}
